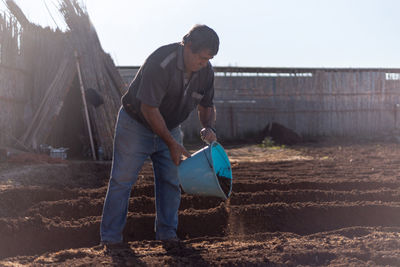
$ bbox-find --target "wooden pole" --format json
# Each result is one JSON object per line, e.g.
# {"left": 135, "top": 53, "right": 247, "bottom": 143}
{"left": 75, "top": 50, "right": 97, "bottom": 160}
{"left": 20, "top": 58, "right": 69, "bottom": 144}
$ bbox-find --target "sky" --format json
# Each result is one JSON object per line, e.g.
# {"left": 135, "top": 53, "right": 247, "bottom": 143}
{"left": 2, "top": 0, "right": 400, "bottom": 68}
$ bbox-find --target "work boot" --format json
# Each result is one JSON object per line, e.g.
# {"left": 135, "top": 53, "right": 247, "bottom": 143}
{"left": 161, "top": 237, "right": 181, "bottom": 250}
{"left": 100, "top": 241, "right": 127, "bottom": 251}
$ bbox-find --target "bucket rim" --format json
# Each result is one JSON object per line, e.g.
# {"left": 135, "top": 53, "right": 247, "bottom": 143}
{"left": 205, "top": 141, "right": 233, "bottom": 198}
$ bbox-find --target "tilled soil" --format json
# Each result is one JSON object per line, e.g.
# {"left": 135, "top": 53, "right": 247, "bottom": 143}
{"left": 0, "top": 141, "right": 400, "bottom": 266}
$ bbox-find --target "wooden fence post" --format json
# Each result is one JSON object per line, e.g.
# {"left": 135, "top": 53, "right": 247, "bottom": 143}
{"left": 75, "top": 50, "right": 97, "bottom": 160}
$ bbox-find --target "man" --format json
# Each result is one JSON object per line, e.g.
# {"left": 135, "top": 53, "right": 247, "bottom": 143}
{"left": 100, "top": 24, "right": 219, "bottom": 244}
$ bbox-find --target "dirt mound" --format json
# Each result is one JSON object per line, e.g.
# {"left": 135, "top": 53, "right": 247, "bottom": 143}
{"left": 1, "top": 142, "right": 400, "bottom": 265}
{"left": 261, "top": 122, "right": 302, "bottom": 145}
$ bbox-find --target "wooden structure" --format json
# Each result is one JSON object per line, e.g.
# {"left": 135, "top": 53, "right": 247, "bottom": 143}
{"left": 0, "top": 0, "right": 124, "bottom": 159}
{"left": 118, "top": 66, "right": 400, "bottom": 141}
{"left": 0, "top": 12, "right": 25, "bottom": 147}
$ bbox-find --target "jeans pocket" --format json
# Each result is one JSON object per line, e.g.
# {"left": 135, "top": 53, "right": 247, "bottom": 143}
{"left": 118, "top": 108, "right": 142, "bottom": 131}
{"left": 117, "top": 113, "right": 134, "bottom": 132}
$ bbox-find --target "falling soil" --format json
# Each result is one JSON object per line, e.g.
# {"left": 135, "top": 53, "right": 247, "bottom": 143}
{"left": 1, "top": 140, "right": 400, "bottom": 266}
{"left": 216, "top": 175, "right": 231, "bottom": 198}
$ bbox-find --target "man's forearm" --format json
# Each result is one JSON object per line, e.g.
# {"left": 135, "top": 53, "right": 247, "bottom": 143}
{"left": 140, "top": 103, "right": 176, "bottom": 146}
{"left": 198, "top": 105, "right": 216, "bottom": 129}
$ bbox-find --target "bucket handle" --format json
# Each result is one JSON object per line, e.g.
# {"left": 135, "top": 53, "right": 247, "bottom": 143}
{"left": 203, "top": 145, "right": 213, "bottom": 169}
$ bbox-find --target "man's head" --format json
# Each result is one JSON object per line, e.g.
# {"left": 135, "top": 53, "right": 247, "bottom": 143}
{"left": 182, "top": 24, "right": 219, "bottom": 73}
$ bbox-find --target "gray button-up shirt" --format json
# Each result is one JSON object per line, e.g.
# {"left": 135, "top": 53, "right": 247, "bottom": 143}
{"left": 122, "top": 42, "right": 215, "bottom": 130}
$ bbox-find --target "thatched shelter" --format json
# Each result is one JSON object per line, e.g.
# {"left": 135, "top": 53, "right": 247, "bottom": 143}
{"left": 1, "top": 0, "right": 125, "bottom": 159}
{"left": 0, "top": 10, "right": 25, "bottom": 149}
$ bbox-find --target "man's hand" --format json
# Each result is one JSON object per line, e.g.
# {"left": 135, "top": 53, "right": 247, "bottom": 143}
{"left": 198, "top": 105, "right": 217, "bottom": 144}
{"left": 167, "top": 141, "right": 191, "bottom": 165}
{"left": 200, "top": 127, "right": 217, "bottom": 144}
{"left": 141, "top": 103, "right": 191, "bottom": 165}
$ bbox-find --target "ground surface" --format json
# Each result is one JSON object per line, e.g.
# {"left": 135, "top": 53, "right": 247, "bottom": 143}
{"left": 0, "top": 140, "right": 400, "bottom": 266}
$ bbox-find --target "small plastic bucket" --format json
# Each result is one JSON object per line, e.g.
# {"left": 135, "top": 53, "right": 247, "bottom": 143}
{"left": 178, "top": 142, "right": 232, "bottom": 200}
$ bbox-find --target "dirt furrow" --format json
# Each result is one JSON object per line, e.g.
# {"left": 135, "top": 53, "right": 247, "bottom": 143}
{"left": 0, "top": 187, "right": 81, "bottom": 218}
{"left": 0, "top": 204, "right": 228, "bottom": 259}
{"left": 228, "top": 202, "right": 400, "bottom": 235}
{"left": 230, "top": 189, "right": 400, "bottom": 205}
{"left": 2, "top": 199, "right": 400, "bottom": 259}
{"left": 233, "top": 180, "right": 400, "bottom": 193}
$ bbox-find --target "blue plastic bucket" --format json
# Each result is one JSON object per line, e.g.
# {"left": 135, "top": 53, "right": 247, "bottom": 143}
{"left": 178, "top": 142, "right": 232, "bottom": 200}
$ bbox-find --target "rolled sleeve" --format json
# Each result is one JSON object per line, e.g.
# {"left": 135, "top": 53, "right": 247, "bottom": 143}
{"left": 136, "top": 61, "right": 168, "bottom": 107}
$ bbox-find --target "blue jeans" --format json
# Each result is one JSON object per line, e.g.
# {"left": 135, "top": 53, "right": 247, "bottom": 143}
{"left": 100, "top": 107, "right": 182, "bottom": 242}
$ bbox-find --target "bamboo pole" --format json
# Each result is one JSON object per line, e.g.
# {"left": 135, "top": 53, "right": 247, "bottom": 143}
{"left": 75, "top": 50, "right": 96, "bottom": 160}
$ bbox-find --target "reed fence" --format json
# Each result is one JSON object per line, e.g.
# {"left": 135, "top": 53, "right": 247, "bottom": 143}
{"left": 118, "top": 66, "right": 400, "bottom": 141}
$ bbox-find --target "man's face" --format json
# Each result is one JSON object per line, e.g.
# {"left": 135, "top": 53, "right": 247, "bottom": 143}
{"left": 184, "top": 45, "right": 214, "bottom": 73}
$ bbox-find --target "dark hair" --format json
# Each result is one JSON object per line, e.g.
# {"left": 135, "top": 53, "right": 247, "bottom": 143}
{"left": 182, "top": 24, "right": 219, "bottom": 56}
